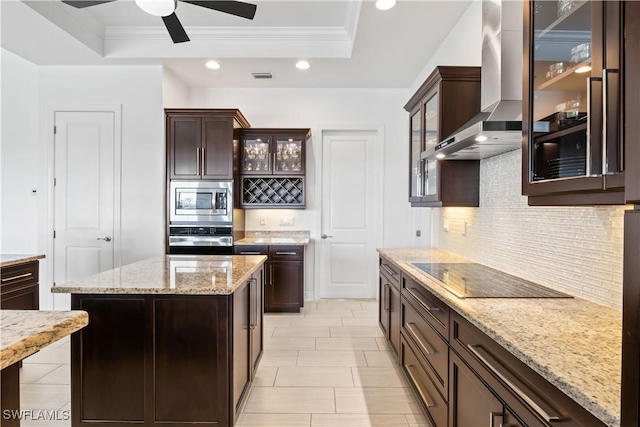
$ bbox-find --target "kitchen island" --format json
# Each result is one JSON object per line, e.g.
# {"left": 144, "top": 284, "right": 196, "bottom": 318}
{"left": 51, "top": 255, "right": 266, "bottom": 427}
{"left": 1, "top": 309, "right": 88, "bottom": 427}
{"left": 379, "top": 248, "right": 621, "bottom": 427}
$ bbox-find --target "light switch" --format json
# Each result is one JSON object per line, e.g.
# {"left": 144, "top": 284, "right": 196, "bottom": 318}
{"left": 260, "top": 217, "right": 266, "bottom": 226}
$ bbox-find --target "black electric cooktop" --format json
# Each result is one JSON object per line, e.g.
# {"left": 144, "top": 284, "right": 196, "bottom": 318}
{"left": 412, "top": 263, "right": 572, "bottom": 299}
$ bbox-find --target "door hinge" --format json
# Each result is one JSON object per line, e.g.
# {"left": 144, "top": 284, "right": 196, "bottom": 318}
{"left": 54, "top": 178, "right": 57, "bottom": 186}
{"left": 53, "top": 126, "right": 57, "bottom": 135}
{"left": 53, "top": 230, "right": 56, "bottom": 239}
{"left": 53, "top": 282, "right": 56, "bottom": 287}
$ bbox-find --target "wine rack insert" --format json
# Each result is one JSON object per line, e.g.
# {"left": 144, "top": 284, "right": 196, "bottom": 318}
{"left": 242, "top": 177, "right": 305, "bottom": 208}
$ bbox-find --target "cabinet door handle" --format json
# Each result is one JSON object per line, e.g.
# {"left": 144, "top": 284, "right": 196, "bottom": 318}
{"left": 1, "top": 272, "right": 33, "bottom": 282}
{"left": 586, "top": 76, "right": 602, "bottom": 176}
{"left": 405, "top": 323, "right": 436, "bottom": 355}
{"left": 467, "top": 344, "right": 563, "bottom": 423}
{"left": 380, "top": 264, "right": 397, "bottom": 277}
{"left": 269, "top": 265, "right": 274, "bottom": 286}
{"left": 404, "top": 365, "right": 435, "bottom": 408}
{"left": 602, "top": 68, "right": 620, "bottom": 175}
{"left": 275, "top": 252, "right": 297, "bottom": 256}
{"left": 240, "top": 251, "right": 262, "bottom": 255}
{"left": 196, "top": 147, "right": 201, "bottom": 175}
{"left": 249, "top": 277, "right": 257, "bottom": 329}
{"left": 201, "top": 146, "right": 206, "bottom": 176}
{"left": 384, "top": 284, "right": 391, "bottom": 312}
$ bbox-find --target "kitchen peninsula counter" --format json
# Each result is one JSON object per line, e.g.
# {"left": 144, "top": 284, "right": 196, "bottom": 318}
{"left": 0, "top": 254, "right": 45, "bottom": 268}
{"left": 378, "top": 248, "right": 621, "bottom": 427}
{"left": 52, "top": 254, "right": 267, "bottom": 427}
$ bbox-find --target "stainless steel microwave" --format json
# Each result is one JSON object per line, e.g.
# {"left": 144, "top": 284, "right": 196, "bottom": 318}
{"left": 169, "top": 181, "right": 233, "bottom": 224}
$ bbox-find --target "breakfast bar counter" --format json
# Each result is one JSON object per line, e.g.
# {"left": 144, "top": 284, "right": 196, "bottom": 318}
{"left": 378, "top": 248, "right": 621, "bottom": 427}
{"left": 51, "top": 255, "right": 267, "bottom": 427}
{"left": 1, "top": 310, "right": 88, "bottom": 427}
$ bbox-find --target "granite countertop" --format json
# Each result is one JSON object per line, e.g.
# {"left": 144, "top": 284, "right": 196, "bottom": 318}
{"left": 0, "top": 254, "right": 45, "bottom": 268}
{"left": 378, "top": 248, "right": 621, "bottom": 427}
{"left": 51, "top": 255, "right": 267, "bottom": 295}
{"left": 1, "top": 310, "right": 88, "bottom": 369}
{"left": 235, "top": 230, "right": 310, "bottom": 246}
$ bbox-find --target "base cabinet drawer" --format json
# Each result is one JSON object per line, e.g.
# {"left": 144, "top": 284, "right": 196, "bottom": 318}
{"left": 400, "top": 336, "right": 448, "bottom": 427}
{"left": 1, "top": 261, "right": 39, "bottom": 310}
{"left": 401, "top": 296, "right": 448, "bottom": 398}
{"left": 402, "top": 275, "right": 449, "bottom": 339}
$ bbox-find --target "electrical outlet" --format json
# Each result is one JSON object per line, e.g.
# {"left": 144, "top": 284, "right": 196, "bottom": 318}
{"left": 259, "top": 217, "right": 266, "bottom": 226}
{"left": 443, "top": 219, "right": 449, "bottom": 232}
{"left": 415, "top": 230, "right": 421, "bottom": 237}
{"left": 280, "top": 217, "right": 295, "bottom": 226}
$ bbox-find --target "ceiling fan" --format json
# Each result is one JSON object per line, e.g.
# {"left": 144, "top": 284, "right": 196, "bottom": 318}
{"left": 61, "top": 0, "right": 257, "bottom": 43}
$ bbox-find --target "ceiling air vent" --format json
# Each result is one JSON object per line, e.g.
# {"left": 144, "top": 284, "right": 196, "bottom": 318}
{"left": 252, "top": 72, "right": 273, "bottom": 79}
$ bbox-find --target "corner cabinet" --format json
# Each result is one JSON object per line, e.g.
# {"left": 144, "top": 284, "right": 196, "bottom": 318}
{"left": 166, "top": 109, "right": 250, "bottom": 180}
{"left": 404, "top": 66, "right": 482, "bottom": 207}
{"left": 522, "top": 1, "right": 625, "bottom": 205}
{"left": 239, "top": 129, "right": 310, "bottom": 209}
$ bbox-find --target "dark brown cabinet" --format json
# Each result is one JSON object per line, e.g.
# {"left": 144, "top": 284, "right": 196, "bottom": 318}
{"left": 1, "top": 260, "right": 39, "bottom": 310}
{"left": 404, "top": 66, "right": 482, "bottom": 207}
{"left": 379, "top": 257, "right": 401, "bottom": 355}
{"left": 70, "top": 267, "right": 264, "bottom": 427}
{"left": 235, "top": 245, "right": 304, "bottom": 312}
{"left": 522, "top": 1, "right": 625, "bottom": 205}
{"left": 166, "top": 109, "right": 250, "bottom": 180}
{"left": 239, "top": 129, "right": 310, "bottom": 209}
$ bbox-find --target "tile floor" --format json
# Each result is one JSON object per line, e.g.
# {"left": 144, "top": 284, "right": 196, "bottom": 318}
{"left": 19, "top": 299, "right": 428, "bottom": 427}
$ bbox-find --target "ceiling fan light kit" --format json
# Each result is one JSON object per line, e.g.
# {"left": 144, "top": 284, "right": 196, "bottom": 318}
{"left": 61, "top": 0, "right": 258, "bottom": 44}
{"left": 134, "top": 0, "right": 176, "bottom": 17}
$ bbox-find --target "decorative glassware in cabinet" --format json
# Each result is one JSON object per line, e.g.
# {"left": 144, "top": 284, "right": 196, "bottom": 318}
{"left": 275, "top": 138, "right": 303, "bottom": 173}
{"left": 244, "top": 139, "right": 270, "bottom": 173}
{"left": 529, "top": 0, "right": 594, "bottom": 182}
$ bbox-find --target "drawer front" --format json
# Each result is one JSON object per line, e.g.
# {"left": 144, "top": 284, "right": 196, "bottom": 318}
{"left": 1, "top": 261, "right": 38, "bottom": 289}
{"left": 379, "top": 257, "right": 401, "bottom": 288}
{"left": 234, "top": 245, "right": 268, "bottom": 255}
{"left": 268, "top": 245, "right": 303, "bottom": 261}
{"left": 401, "top": 296, "right": 448, "bottom": 398}
{"left": 401, "top": 336, "right": 448, "bottom": 427}
{"left": 402, "top": 275, "right": 449, "bottom": 340}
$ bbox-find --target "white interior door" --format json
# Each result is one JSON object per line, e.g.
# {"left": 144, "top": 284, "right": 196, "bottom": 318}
{"left": 319, "top": 130, "right": 379, "bottom": 299}
{"left": 53, "top": 111, "right": 117, "bottom": 309}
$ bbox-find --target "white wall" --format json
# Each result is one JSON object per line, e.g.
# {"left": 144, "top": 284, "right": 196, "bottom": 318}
{"left": 163, "top": 67, "right": 191, "bottom": 108}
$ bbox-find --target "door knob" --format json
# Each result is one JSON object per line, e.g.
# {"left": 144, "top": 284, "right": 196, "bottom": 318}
{"left": 97, "top": 236, "right": 112, "bottom": 242}
{"left": 321, "top": 234, "right": 333, "bottom": 239}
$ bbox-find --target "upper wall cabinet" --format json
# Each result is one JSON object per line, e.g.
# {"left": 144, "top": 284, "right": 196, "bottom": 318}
{"left": 239, "top": 129, "right": 310, "bottom": 209}
{"left": 522, "top": 1, "right": 624, "bottom": 205}
{"left": 404, "top": 66, "right": 482, "bottom": 207}
{"left": 166, "top": 109, "right": 250, "bottom": 180}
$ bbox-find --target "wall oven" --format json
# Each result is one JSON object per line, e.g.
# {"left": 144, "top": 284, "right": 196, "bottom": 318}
{"left": 168, "top": 181, "right": 238, "bottom": 255}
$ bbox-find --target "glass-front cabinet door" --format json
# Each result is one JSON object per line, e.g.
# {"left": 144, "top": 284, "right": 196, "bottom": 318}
{"left": 524, "top": 0, "right": 623, "bottom": 203}
{"left": 422, "top": 159, "right": 438, "bottom": 198}
{"left": 242, "top": 137, "right": 271, "bottom": 174}
{"left": 409, "top": 109, "right": 422, "bottom": 201}
{"left": 275, "top": 137, "right": 304, "bottom": 174}
{"left": 424, "top": 93, "right": 439, "bottom": 154}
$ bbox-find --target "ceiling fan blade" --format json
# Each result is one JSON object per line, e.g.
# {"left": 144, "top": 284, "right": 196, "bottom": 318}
{"left": 162, "top": 13, "right": 190, "bottom": 43}
{"left": 181, "top": 0, "right": 257, "bottom": 20}
{"left": 61, "top": 0, "right": 116, "bottom": 8}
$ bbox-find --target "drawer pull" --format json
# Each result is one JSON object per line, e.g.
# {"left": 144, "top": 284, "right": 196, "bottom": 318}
{"left": 406, "top": 288, "right": 441, "bottom": 312}
{"left": 380, "top": 264, "right": 397, "bottom": 277}
{"left": 405, "top": 364, "right": 436, "bottom": 408}
{"left": 240, "top": 251, "right": 262, "bottom": 255}
{"left": 275, "top": 252, "right": 297, "bottom": 256}
{"left": 2, "top": 272, "right": 32, "bottom": 282}
{"left": 467, "top": 344, "right": 563, "bottom": 423}
{"left": 405, "top": 323, "right": 436, "bottom": 355}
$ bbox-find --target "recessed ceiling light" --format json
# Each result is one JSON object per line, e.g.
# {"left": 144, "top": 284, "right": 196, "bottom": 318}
{"left": 375, "top": 0, "right": 396, "bottom": 10}
{"left": 575, "top": 65, "right": 592, "bottom": 74}
{"left": 435, "top": 153, "right": 446, "bottom": 159}
{"left": 205, "top": 60, "right": 221, "bottom": 70}
{"left": 296, "top": 60, "right": 310, "bottom": 70}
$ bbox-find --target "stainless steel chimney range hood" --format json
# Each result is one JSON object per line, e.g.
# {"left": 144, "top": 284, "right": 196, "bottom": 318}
{"left": 428, "top": 0, "right": 524, "bottom": 161}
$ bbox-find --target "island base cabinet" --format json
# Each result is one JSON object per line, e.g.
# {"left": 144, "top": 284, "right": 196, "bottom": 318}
{"left": 1, "top": 362, "right": 20, "bottom": 427}
{"left": 71, "top": 292, "right": 260, "bottom": 427}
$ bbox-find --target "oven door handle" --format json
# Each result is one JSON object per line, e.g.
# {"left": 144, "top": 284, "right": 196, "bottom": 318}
{"left": 168, "top": 236, "right": 233, "bottom": 247}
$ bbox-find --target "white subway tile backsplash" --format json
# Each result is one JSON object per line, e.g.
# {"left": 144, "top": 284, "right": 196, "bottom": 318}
{"left": 433, "top": 149, "right": 625, "bottom": 310}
